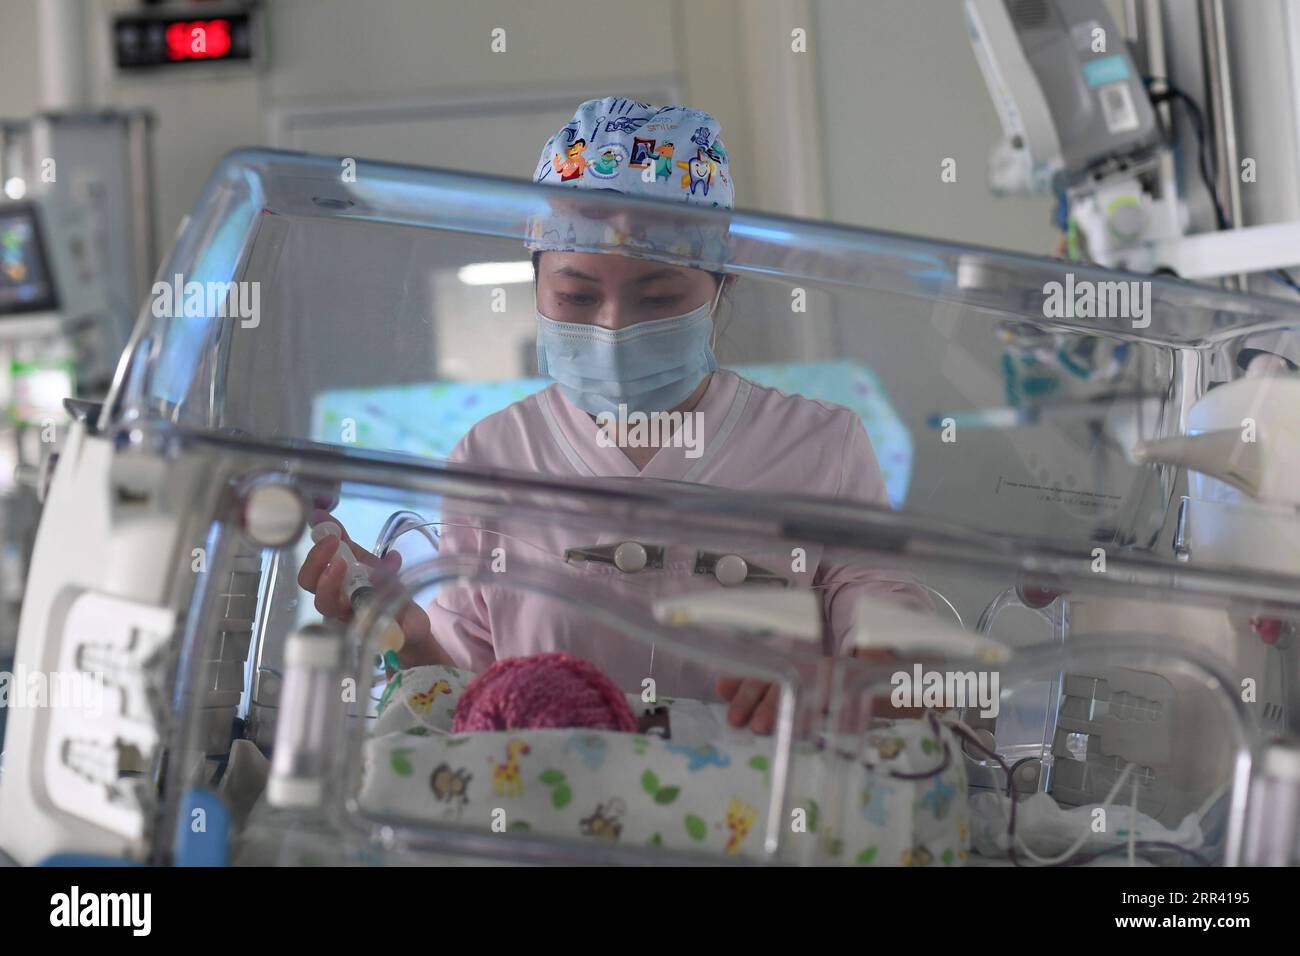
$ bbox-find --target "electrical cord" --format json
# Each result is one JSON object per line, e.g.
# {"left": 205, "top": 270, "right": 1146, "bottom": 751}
{"left": 944, "top": 718, "right": 1021, "bottom": 861}
{"left": 1146, "top": 76, "right": 1300, "bottom": 298}
{"left": 1269, "top": 268, "right": 1300, "bottom": 295}
{"left": 945, "top": 716, "right": 1217, "bottom": 867}
{"left": 1144, "top": 76, "right": 1228, "bottom": 230}
{"left": 1009, "top": 761, "right": 1136, "bottom": 867}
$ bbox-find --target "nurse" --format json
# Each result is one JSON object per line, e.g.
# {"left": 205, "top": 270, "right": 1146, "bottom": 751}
{"left": 300, "top": 97, "right": 930, "bottom": 733}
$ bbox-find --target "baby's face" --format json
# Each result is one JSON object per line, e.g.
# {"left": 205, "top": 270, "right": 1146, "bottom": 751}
{"left": 536, "top": 251, "right": 716, "bottom": 330}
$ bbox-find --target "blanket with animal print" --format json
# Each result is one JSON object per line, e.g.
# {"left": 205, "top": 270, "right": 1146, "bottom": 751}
{"left": 357, "top": 665, "right": 969, "bottom": 865}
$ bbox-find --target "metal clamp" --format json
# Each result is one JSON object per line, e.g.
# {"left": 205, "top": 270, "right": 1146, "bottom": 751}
{"left": 1173, "top": 495, "right": 1191, "bottom": 562}
{"left": 564, "top": 541, "right": 665, "bottom": 574}
{"left": 693, "top": 551, "right": 788, "bottom": 587}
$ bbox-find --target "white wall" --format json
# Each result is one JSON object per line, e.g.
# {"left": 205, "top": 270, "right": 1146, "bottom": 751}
{"left": 811, "top": 0, "right": 1057, "bottom": 250}
{"left": 807, "top": 0, "right": 1109, "bottom": 620}
{"left": 4, "top": 0, "right": 1061, "bottom": 255}
{"left": 1224, "top": 0, "right": 1300, "bottom": 228}
{"left": 78, "top": 0, "right": 775, "bottom": 256}
{"left": 0, "top": 1, "right": 42, "bottom": 119}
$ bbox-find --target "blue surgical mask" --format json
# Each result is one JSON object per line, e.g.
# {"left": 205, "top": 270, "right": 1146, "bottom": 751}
{"left": 536, "top": 292, "right": 720, "bottom": 416}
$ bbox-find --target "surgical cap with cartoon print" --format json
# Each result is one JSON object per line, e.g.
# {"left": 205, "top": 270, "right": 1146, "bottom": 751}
{"left": 527, "top": 96, "right": 734, "bottom": 268}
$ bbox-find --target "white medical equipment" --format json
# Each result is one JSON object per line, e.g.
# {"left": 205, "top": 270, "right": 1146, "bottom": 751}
{"left": 0, "top": 111, "right": 156, "bottom": 385}
{"left": 0, "top": 149, "right": 1296, "bottom": 867}
{"left": 1134, "top": 372, "right": 1300, "bottom": 578}
{"left": 967, "top": 0, "right": 1300, "bottom": 284}
{"left": 0, "top": 112, "right": 156, "bottom": 667}
{"left": 962, "top": 3, "right": 1300, "bottom": 834}
{"left": 965, "top": 0, "right": 1178, "bottom": 271}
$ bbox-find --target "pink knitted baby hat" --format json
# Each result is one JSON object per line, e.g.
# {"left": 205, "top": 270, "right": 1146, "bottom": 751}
{"left": 452, "top": 652, "right": 639, "bottom": 733}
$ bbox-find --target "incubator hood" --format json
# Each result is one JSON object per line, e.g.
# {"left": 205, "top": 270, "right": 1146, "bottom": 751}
{"left": 102, "top": 148, "right": 1300, "bottom": 551}
{"left": 3, "top": 149, "right": 1300, "bottom": 868}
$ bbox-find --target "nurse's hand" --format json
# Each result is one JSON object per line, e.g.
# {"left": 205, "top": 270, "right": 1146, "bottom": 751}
{"left": 716, "top": 676, "right": 780, "bottom": 735}
{"left": 297, "top": 512, "right": 451, "bottom": 667}
{"left": 717, "top": 647, "right": 920, "bottom": 735}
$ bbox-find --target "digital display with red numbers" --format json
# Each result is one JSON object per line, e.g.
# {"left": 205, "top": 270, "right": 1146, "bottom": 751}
{"left": 165, "top": 20, "right": 234, "bottom": 61}
{"left": 113, "top": 11, "right": 255, "bottom": 69}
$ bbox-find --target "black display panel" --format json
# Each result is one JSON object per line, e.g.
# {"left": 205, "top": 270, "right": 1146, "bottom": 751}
{"left": 0, "top": 204, "right": 58, "bottom": 317}
{"left": 113, "top": 11, "right": 255, "bottom": 69}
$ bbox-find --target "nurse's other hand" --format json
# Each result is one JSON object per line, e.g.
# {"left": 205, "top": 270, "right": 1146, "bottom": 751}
{"left": 716, "top": 676, "right": 779, "bottom": 735}
{"left": 717, "top": 648, "right": 915, "bottom": 735}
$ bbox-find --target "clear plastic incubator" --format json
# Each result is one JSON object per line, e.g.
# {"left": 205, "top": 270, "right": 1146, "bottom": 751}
{"left": 1, "top": 149, "right": 1299, "bottom": 867}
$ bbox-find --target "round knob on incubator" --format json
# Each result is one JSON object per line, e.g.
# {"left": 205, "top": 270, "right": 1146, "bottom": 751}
{"left": 613, "top": 541, "right": 648, "bottom": 573}
{"left": 243, "top": 482, "right": 306, "bottom": 547}
{"left": 1014, "top": 759, "right": 1043, "bottom": 792}
{"left": 714, "top": 553, "right": 749, "bottom": 587}
{"left": 1251, "top": 617, "right": 1292, "bottom": 648}
{"left": 1017, "top": 584, "right": 1063, "bottom": 609}
{"left": 962, "top": 728, "right": 997, "bottom": 760}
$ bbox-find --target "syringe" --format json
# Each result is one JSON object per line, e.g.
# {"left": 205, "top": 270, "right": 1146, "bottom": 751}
{"left": 311, "top": 521, "right": 406, "bottom": 656}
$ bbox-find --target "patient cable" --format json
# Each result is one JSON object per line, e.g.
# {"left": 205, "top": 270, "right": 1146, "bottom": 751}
{"left": 1011, "top": 761, "right": 1136, "bottom": 866}
{"left": 946, "top": 716, "right": 1202, "bottom": 866}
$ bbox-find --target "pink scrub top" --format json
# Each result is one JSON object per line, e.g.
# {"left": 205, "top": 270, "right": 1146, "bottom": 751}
{"left": 427, "top": 368, "right": 929, "bottom": 700}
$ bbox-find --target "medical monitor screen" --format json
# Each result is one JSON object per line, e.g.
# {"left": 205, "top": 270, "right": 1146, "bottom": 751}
{"left": 0, "top": 204, "right": 58, "bottom": 316}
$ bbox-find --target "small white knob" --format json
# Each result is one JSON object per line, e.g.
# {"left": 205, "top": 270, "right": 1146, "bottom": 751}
{"left": 1015, "top": 761, "right": 1042, "bottom": 788}
{"left": 244, "top": 483, "right": 305, "bottom": 547}
{"left": 613, "top": 541, "right": 648, "bottom": 573}
{"left": 962, "top": 728, "right": 997, "bottom": 760}
{"left": 713, "top": 553, "right": 748, "bottom": 587}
